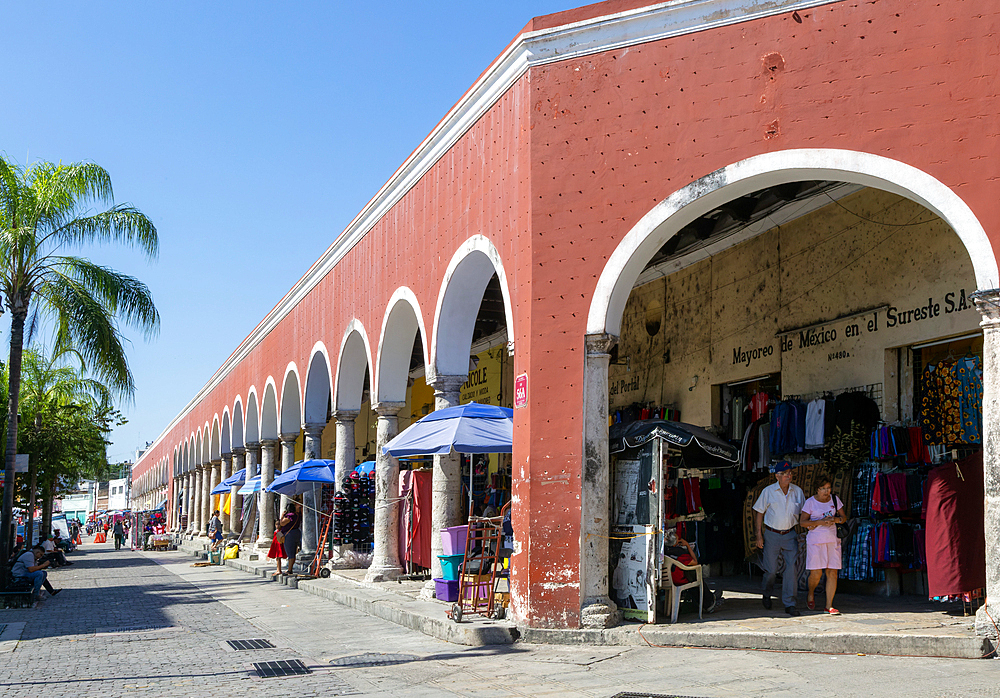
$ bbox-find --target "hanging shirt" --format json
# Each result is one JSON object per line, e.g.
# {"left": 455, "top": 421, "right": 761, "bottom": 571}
{"left": 750, "top": 392, "right": 769, "bottom": 422}
{"left": 731, "top": 396, "right": 745, "bottom": 440}
{"left": 805, "top": 398, "right": 826, "bottom": 449}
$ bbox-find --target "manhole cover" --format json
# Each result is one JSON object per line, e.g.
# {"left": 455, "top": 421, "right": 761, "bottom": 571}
{"left": 252, "top": 659, "right": 311, "bottom": 678}
{"left": 228, "top": 639, "right": 275, "bottom": 650}
{"left": 329, "top": 652, "right": 418, "bottom": 668}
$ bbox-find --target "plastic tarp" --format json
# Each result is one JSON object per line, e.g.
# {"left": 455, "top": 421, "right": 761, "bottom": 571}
{"left": 383, "top": 402, "right": 513, "bottom": 457}
{"left": 609, "top": 419, "right": 739, "bottom": 463}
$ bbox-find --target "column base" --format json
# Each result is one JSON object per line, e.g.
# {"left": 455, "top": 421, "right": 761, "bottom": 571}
{"left": 365, "top": 565, "right": 404, "bottom": 583}
{"left": 257, "top": 536, "right": 271, "bottom": 549}
{"left": 580, "top": 595, "right": 621, "bottom": 629}
{"left": 975, "top": 604, "right": 1000, "bottom": 639}
{"left": 419, "top": 579, "right": 439, "bottom": 600}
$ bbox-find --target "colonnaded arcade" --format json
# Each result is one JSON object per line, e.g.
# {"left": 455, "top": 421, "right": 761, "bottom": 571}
{"left": 131, "top": 0, "right": 1000, "bottom": 633}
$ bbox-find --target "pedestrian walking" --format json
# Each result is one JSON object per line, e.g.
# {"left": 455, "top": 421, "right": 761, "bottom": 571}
{"left": 113, "top": 519, "right": 125, "bottom": 550}
{"left": 753, "top": 460, "right": 805, "bottom": 616}
{"left": 208, "top": 510, "right": 223, "bottom": 550}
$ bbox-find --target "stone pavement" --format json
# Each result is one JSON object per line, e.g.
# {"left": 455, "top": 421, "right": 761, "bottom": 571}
{"left": 5, "top": 539, "right": 1000, "bottom": 698}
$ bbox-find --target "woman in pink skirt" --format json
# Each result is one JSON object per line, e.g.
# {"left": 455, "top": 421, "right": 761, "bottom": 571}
{"left": 799, "top": 475, "right": 846, "bottom": 615}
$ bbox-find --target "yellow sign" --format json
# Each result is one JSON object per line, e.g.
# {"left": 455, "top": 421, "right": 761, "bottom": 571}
{"left": 462, "top": 348, "right": 501, "bottom": 405}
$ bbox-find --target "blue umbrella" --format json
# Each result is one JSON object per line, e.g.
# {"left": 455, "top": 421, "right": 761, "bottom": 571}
{"left": 265, "top": 459, "right": 337, "bottom": 496}
{"left": 237, "top": 475, "right": 263, "bottom": 495}
{"left": 355, "top": 460, "right": 376, "bottom": 475}
{"left": 211, "top": 467, "right": 247, "bottom": 495}
{"left": 382, "top": 402, "right": 513, "bottom": 457}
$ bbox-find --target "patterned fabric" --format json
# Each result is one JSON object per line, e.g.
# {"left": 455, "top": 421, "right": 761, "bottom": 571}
{"left": 921, "top": 358, "right": 982, "bottom": 445}
{"left": 842, "top": 521, "right": 877, "bottom": 581}
{"left": 955, "top": 356, "right": 983, "bottom": 444}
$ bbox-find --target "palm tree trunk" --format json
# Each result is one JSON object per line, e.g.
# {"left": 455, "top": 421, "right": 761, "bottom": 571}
{"left": 1, "top": 308, "right": 27, "bottom": 562}
{"left": 41, "top": 481, "right": 53, "bottom": 540}
{"left": 25, "top": 462, "right": 36, "bottom": 545}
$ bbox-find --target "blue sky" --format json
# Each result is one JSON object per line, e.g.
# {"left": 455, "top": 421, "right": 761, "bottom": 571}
{"left": 2, "top": 2, "right": 575, "bottom": 463}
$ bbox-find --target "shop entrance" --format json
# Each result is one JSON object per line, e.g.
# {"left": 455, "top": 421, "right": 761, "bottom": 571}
{"left": 587, "top": 150, "right": 996, "bottom": 627}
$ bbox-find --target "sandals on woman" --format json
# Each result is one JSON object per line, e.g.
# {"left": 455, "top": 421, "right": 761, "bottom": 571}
{"left": 806, "top": 597, "right": 816, "bottom": 611}
{"left": 826, "top": 607, "right": 841, "bottom": 615}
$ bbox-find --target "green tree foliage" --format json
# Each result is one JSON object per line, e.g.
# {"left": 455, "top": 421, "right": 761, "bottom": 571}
{"left": 0, "top": 156, "right": 159, "bottom": 558}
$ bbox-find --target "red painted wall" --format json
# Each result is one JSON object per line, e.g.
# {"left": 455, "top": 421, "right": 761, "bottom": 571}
{"left": 138, "top": 0, "right": 1000, "bottom": 627}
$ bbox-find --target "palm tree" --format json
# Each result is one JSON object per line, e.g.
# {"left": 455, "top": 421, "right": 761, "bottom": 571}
{"left": 0, "top": 156, "right": 159, "bottom": 561}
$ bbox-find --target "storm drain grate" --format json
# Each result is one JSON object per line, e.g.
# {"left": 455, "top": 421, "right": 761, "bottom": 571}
{"left": 228, "top": 639, "right": 275, "bottom": 651}
{"left": 329, "top": 652, "right": 418, "bottom": 668}
{"left": 612, "top": 694, "right": 707, "bottom": 698}
{"left": 252, "top": 659, "right": 311, "bottom": 678}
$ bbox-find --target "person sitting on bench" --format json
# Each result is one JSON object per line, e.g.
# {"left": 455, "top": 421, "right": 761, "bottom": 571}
{"left": 40, "top": 534, "right": 71, "bottom": 567}
{"left": 10, "top": 545, "right": 60, "bottom": 605}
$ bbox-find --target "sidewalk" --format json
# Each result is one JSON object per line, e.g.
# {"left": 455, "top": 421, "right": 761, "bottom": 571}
{"left": 176, "top": 536, "right": 992, "bottom": 659}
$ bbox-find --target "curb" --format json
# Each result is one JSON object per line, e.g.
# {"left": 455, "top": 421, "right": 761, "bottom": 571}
{"left": 213, "top": 555, "right": 990, "bottom": 658}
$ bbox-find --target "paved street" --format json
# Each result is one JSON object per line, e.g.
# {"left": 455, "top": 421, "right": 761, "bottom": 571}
{"left": 2, "top": 540, "right": 999, "bottom": 697}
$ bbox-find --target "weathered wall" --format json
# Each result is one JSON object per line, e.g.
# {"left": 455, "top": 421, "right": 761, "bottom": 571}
{"left": 520, "top": 0, "right": 999, "bottom": 626}
{"left": 610, "top": 188, "right": 980, "bottom": 425}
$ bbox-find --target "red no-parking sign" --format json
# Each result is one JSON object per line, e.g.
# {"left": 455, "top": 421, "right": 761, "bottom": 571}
{"left": 514, "top": 373, "right": 527, "bottom": 408}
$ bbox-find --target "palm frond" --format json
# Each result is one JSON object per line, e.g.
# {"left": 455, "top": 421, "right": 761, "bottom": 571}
{"left": 36, "top": 276, "right": 135, "bottom": 399}
{"left": 59, "top": 258, "right": 159, "bottom": 339}
{"left": 53, "top": 204, "right": 158, "bottom": 260}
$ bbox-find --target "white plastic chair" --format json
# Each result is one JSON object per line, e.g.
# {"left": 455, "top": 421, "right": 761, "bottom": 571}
{"left": 662, "top": 556, "right": 703, "bottom": 623}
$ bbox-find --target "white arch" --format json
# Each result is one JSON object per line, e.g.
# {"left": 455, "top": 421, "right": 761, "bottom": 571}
{"left": 588, "top": 148, "right": 999, "bottom": 336}
{"left": 431, "top": 235, "right": 515, "bottom": 379}
{"left": 304, "top": 342, "right": 333, "bottom": 425}
{"left": 221, "top": 408, "right": 232, "bottom": 455}
{"left": 202, "top": 422, "right": 212, "bottom": 463}
{"left": 280, "top": 363, "right": 303, "bottom": 434}
{"left": 335, "top": 319, "right": 375, "bottom": 412}
{"left": 245, "top": 388, "right": 260, "bottom": 444}
{"left": 376, "top": 287, "right": 429, "bottom": 404}
{"left": 260, "top": 378, "right": 279, "bottom": 441}
{"left": 231, "top": 396, "right": 245, "bottom": 449}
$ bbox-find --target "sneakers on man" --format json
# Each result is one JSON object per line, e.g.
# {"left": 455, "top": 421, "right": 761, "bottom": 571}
{"left": 762, "top": 594, "right": 772, "bottom": 610}
{"left": 785, "top": 606, "right": 800, "bottom": 616}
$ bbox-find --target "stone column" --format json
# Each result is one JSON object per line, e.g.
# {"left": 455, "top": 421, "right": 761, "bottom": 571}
{"left": 230, "top": 447, "right": 245, "bottom": 537}
{"left": 258, "top": 439, "right": 278, "bottom": 547}
{"left": 974, "top": 290, "right": 1000, "bottom": 638}
{"left": 579, "top": 333, "right": 621, "bottom": 628}
{"left": 192, "top": 466, "right": 204, "bottom": 536}
{"left": 220, "top": 453, "right": 232, "bottom": 535}
{"left": 176, "top": 476, "right": 184, "bottom": 532}
{"left": 425, "top": 375, "right": 466, "bottom": 591}
{"left": 245, "top": 443, "right": 261, "bottom": 542}
{"left": 197, "top": 465, "right": 207, "bottom": 536}
{"left": 301, "top": 424, "right": 325, "bottom": 562}
{"left": 205, "top": 459, "right": 221, "bottom": 535}
{"left": 333, "top": 410, "right": 359, "bottom": 491}
{"left": 366, "top": 401, "right": 406, "bottom": 582}
{"left": 184, "top": 472, "right": 194, "bottom": 534}
{"left": 279, "top": 432, "right": 298, "bottom": 520}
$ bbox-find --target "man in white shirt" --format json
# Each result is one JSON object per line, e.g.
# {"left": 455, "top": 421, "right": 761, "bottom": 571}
{"left": 10, "top": 545, "right": 60, "bottom": 605}
{"left": 753, "top": 461, "right": 805, "bottom": 616}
